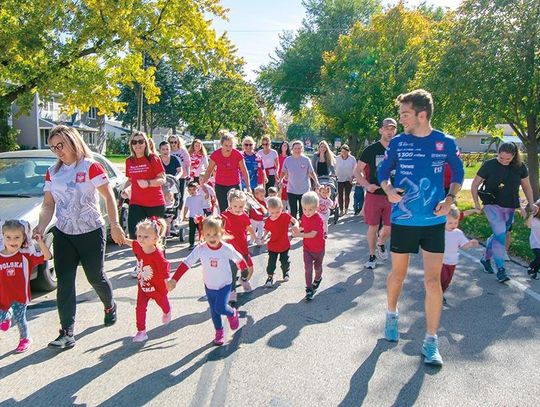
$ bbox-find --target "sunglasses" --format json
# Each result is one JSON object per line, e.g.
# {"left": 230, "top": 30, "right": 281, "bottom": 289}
{"left": 49, "top": 142, "right": 64, "bottom": 152}
{"left": 262, "top": 143, "right": 269, "bottom": 146}
{"left": 131, "top": 139, "right": 146, "bottom": 145}
{"left": 170, "top": 141, "right": 178, "bottom": 145}
{"left": 244, "top": 143, "right": 253, "bottom": 146}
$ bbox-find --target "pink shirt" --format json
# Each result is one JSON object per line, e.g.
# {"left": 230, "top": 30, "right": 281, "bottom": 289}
{"left": 210, "top": 148, "right": 244, "bottom": 186}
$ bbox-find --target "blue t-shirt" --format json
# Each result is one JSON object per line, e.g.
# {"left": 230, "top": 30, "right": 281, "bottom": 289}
{"left": 377, "top": 130, "right": 464, "bottom": 226}
{"left": 242, "top": 152, "right": 261, "bottom": 189}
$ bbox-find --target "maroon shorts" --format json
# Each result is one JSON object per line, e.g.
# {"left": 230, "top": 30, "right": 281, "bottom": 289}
{"left": 364, "top": 193, "right": 391, "bottom": 226}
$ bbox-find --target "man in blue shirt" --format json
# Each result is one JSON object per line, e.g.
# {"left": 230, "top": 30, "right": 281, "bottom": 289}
{"left": 377, "top": 89, "right": 464, "bottom": 366}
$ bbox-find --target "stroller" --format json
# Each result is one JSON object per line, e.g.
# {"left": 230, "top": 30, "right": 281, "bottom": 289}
{"left": 162, "top": 174, "right": 183, "bottom": 240}
{"left": 317, "top": 175, "right": 339, "bottom": 225}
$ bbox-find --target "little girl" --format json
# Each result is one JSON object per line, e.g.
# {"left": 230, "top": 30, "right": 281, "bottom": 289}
{"left": 526, "top": 199, "right": 540, "bottom": 280}
{"left": 0, "top": 220, "right": 51, "bottom": 353}
{"left": 221, "top": 189, "right": 256, "bottom": 298}
{"left": 124, "top": 217, "right": 171, "bottom": 342}
{"left": 168, "top": 216, "right": 245, "bottom": 346}
{"left": 317, "top": 185, "right": 335, "bottom": 236}
{"left": 441, "top": 206, "right": 479, "bottom": 304}
{"left": 248, "top": 186, "right": 268, "bottom": 246}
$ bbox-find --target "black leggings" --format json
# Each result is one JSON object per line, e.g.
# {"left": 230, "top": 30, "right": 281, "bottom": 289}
{"left": 188, "top": 217, "right": 198, "bottom": 246}
{"left": 128, "top": 204, "right": 165, "bottom": 239}
{"left": 338, "top": 181, "right": 353, "bottom": 211}
{"left": 266, "top": 250, "right": 290, "bottom": 276}
{"left": 215, "top": 184, "right": 240, "bottom": 213}
{"left": 530, "top": 248, "right": 540, "bottom": 272}
{"left": 265, "top": 175, "right": 276, "bottom": 193}
{"left": 53, "top": 227, "right": 113, "bottom": 334}
{"left": 288, "top": 192, "right": 303, "bottom": 220}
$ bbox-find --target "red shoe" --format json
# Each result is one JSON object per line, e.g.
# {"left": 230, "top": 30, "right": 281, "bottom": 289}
{"left": 227, "top": 309, "right": 239, "bottom": 330}
{"left": 214, "top": 328, "right": 224, "bottom": 346}
{"left": 15, "top": 338, "right": 32, "bottom": 353}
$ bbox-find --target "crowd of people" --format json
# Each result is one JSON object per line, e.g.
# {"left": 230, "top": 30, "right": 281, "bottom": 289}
{"left": 1, "top": 89, "right": 539, "bottom": 369}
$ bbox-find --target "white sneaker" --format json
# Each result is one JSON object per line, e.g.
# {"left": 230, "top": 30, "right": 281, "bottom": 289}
{"left": 376, "top": 244, "right": 388, "bottom": 261}
{"left": 364, "top": 256, "right": 377, "bottom": 269}
{"left": 132, "top": 331, "right": 148, "bottom": 342}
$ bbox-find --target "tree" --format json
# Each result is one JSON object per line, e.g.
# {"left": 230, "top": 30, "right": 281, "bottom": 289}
{"left": 257, "top": 0, "right": 381, "bottom": 113}
{"left": 0, "top": 0, "right": 235, "bottom": 150}
{"left": 417, "top": 0, "right": 540, "bottom": 198}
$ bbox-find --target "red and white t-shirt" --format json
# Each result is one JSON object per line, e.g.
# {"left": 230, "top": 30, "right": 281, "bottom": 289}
{"left": 259, "top": 149, "right": 279, "bottom": 176}
{"left": 132, "top": 241, "right": 170, "bottom": 296}
{"left": 175, "top": 242, "right": 244, "bottom": 290}
{"left": 125, "top": 155, "right": 166, "bottom": 207}
{"left": 221, "top": 210, "right": 251, "bottom": 255}
{"left": 0, "top": 251, "right": 44, "bottom": 310}
{"left": 264, "top": 212, "right": 293, "bottom": 253}
{"left": 190, "top": 152, "right": 209, "bottom": 178}
{"left": 210, "top": 148, "right": 244, "bottom": 186}
{"left": 44, "top": 158, "right": 109, "bottom": 235}
{"left": 301, "top": 213, "right": 325, "bottom": 253}
{"left": 249, "top": 198, "right": 267, "bottom": 222}
{"left": 318, "top": 197, "right": 334, "bottom": 217}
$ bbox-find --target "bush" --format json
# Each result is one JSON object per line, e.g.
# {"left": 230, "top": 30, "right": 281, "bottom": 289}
{"left": 106, "top": 135, "right": 129, "bottom": 155}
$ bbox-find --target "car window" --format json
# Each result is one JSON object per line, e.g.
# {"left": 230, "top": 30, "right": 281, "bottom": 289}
{"left": 0, "top": 157, "right": 56, "bottom": 196}
{"left": 93, "top": 156, "right": 116, "bottom": 180}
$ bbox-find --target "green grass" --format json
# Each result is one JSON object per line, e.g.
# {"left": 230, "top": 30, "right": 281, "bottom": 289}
{"left": 463, "top": 163, "right": 482, "bottom": 179}
{"left": 456, "top": 191, "right": 532, "bottom": 262}
{"left": 105, "top": 154, "right": 128, "bottom": 164}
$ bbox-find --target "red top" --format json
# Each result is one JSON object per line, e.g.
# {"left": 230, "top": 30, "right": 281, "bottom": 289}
{"left": 210, "top": 148, "right": 244, "bottom": 186}
{"left": 301, "top": 213, "right": 325, "bottom": 253}
{"left": 278, "top": 155, "right": 288, "bottom": 176}
{"left": 264, "top": 212, "right": 293, "bottom": 252}
{"left": 0, "top": 251, "right": 44, "bottom": 310}
{"left": 249, "top": 198, "right": 267, "bottom": 221}
{"left": 221, "top": 210, "right": 251, "bottom": 255}
{"left": 132, "top": 241, "right": 170, "bottom": 297}
{"left": 126, "top": 155, "right": 166, "bottom": 207}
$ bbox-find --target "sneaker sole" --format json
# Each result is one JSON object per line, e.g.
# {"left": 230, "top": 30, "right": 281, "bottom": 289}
{"left": 498, "top": 277, "right": 510, "bottom": 283}
{"left": 421, "top": 349, "right": 443, "bottom": 366}
{"left": 48, "top": 342, "right": 76, "bottom": 350}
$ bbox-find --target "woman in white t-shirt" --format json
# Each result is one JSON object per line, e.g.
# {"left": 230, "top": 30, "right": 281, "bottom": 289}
{"left": 33, "top": 125, "right": 125, "bottom": 349}
{"left": 335, "top": 144, "right": 357, "bottom": 215}
{"left": 259, "top": 135, "right": 279, "bottom": 193}
{"left": 188, "top": 139, "right": 209, "bottom": 183}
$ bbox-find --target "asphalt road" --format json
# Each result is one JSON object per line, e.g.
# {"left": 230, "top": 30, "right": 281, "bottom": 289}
{"left": 1, "top": 214, "right": 539, "bottom": 407}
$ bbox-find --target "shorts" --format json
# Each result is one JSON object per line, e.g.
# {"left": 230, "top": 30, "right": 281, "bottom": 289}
{"left": 364, "top": 193, "right": 391, "bottom": 226}
{"left": 390, "top": 223, "right": 445, "bottom": 254}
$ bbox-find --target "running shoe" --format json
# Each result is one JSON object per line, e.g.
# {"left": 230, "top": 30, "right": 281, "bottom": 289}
{"left": 229, "top": 290, "right": 237, "bottom": 303}
{"left": 480, "top": 257, "right": 494, "bottom": 274}
{"left": 214, "top": 328, "right": 225, "bottom": 346}
{"left": 422, "top": 337, "right": 444, "bottom": 366}
{"left": 240, "top": 278, "right": 252, "bottom": 292}
{"left": 132, "top": 331, "right": 148, "bottom": 343}
{"left": 497, "top": 267, "right": 510, "bottom": 283}
{"left": 312, "top": 278, "right": 322, "bottom": 293}
{"left": 527, "top": 267, "right": 539, "bottom": 280}
{"left": 283, "top": 272, "right": 290, "bottom": 282}
{"left": 376, "top": 244, "right": 388, "bottom": 261}
{"left": 265, "top": 276, "right": 274, "bottom": 288}
{"left": 305, "top": 288, "right": 314, "bottom": 301}
{"left": 384, "top": 313, "right": 399, "bottom": 342}
{"left": 48, "top": 330, "right": 76, "bottom": 349}
{"left": 443, "top": 296, "right": 448, "bottom": 306}
{"left": 364, "top": 255, "right": 377, "bottom": 270}
{"left": 227, "top": 309, "right": 240, "bottom": 330}
{"left": 15, "top": 338, "right": 32, "bottom": 353}
{"left": 162, "top": 311, "right": 172, "bottom": 325}
{"left": 0, "top": 318, "right": 10, "bottom": 331}
{"left": 104, "top": 302, "right": 117, "bottom": 326}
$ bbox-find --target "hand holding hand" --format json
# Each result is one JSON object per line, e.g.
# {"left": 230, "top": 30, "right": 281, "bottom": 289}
{"left": 386, "top": 187, "right": 404, "bottom": 204}
{"left": 434, "top": 198, "right": 452, "bottom": 217}
{"left": 167, "top": 279, "right": 177, "bottom": 292}
{"left": 366, "top": 184, "right": 380, "bottom": 193}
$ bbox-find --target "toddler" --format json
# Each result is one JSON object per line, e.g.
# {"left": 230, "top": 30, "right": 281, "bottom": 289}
{"left": 248, "top": 186, "right": 268, "bottom": 246}
{"left": 168, "top": 217, "right": 245, "bottom": 346}
{"left": 183, "top": 181, "right": 208, "bottom": 250}
{"left": 317, "top": 185, "right": 335, "bottom": 236}
{"left": 526, "top": 199, "right": 540, "bottom": 280}
{"left": 124, "top": 217, "right": 171, "bottom": 342}
{"left": 0, "top": 220, "right": 51, "bottom": 353}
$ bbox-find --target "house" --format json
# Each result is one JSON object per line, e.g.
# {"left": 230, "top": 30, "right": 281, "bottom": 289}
{"left": 105, "top": 119, "right": 131, "bottom": 140}
{"left": 11, "top": 93, "right": 106, "bottom": 153}
{"left": 456, "top": 124, "right": 523, "bottom": 153}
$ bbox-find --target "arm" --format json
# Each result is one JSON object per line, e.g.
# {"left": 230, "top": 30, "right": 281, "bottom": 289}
{"left": 34, "top": 191, "right": 56, "bottom": 238}
{"left": 526, "top": 214, "right": 534, "bottom": 228}
{"left": 435, "top": 141, "right": 465, "bottom": 216}
{"left": 97, "top": 183, "right": 125, "bottom": 245}
{"left": 292, "top": 229, "right": 318, "bottom": 239}
{"left": 182, "top": 150, "right": 191, "bottom": 179}
{"left": 470, "top": 175, "right": 485, "bottom": 211}
{"left": 462, "top": 208, "right": 481, "bottom": 217}
{"left": 168, "top": 261, "right": 189, "bottom": 291}
{"left": 354, "top": 160, "right": 375, "bottom": 190}
{"left": 521, "top": 177, "right": 539, "bottom": 215}
{"left": 201, "top": 159, "right": 216, "bottom": 185}
{"left": 182, "top": 206, "right": 188, "bottom": 221}
{"left": 461, "top": 239, "right": 479, "bottom": 250}
{"left": 247, "top": 225, "right": 256, "bottom": 242}
{"left": 34, "top": 235, "right": 52, "bottom": 261}
{"left": 377, "top": 142, "right": 402, "bottom": 203}
{"left": 238, "top": 160, "right": 252, "bottom": 193}
{"left": 309, "top": 169, "right": 320, "bottom": 189}
{"left": 123, "top": 238, "right": 134, "bottom": 247}
{"left": 121, "top": 178, "right": 132, "bottom": 199}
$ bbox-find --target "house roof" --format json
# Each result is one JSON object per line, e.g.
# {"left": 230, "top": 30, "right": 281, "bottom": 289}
{"left": 70, "top": 121, "right": 99, "bottom": 132}
{"left": 39, "top": 118, "right": 57, "bottom": 129}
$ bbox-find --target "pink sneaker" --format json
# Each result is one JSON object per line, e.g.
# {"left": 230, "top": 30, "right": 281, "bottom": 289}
{"left": 162, "top": 311, "right": 172, "bottom": 325}
{"left": 214, "top": 328, "right": 224, "bottom": 346}
{"left": 132, "top": 331, "right": 148, "bottom": 342}
{"left": 15, "top": 338, "right": 32, "bottom": 353}
{"left": 0, "top": 319, "right": 10, "bottom": 332}
{"left": 227, "top": 308, "right": 239, "bottom": 330}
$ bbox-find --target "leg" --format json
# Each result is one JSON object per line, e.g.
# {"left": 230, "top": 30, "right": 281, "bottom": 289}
{"left": 440, "top": 264, "right": 455, "bottom": 293}
{"left": 304, "top": 250, "right": 314, "bottom": 288}
{"left": 135, "top": 290, "right": 150, "bottom": 332}
{"left": 213, "top": 284, "right": 235, "bottom": 317}
{"left": 338, "top": 182, "right": 345, "bottom": 212}
{"left": 266, "top": 251, "right": 278, "bottom": 276}
{"left": 78, "top": 228, "right": 114, "bottom": 310}
{"left": 344, "top": 181, "right": 352, "bottom": 212}
{"left": 189, "top": 217, "right": 197, "bottom": 246}
{"left": 483, "top": 205, "right": 512, "bottom": 268}
{"left": 215, "top": 184, "right": 229, "bottom": 213}
{"left": 378, "top": 225, "right": 391, "bottom": 246}
{"left": 313, "top": 250, "right": 325, "bottom": 281}
{"left": 288, "top": 193, "right": 300, "bottom": 219}
{"left": 128, "top": 204, "right": 147, "bottom": 239}
{"left": 12, "top": 302, "right": 29, "bottom": 339}
{"left": 205, "top": 286, "right": 224, "bottom": 330}
{"left": 423, "top": 250, "right": 444, "bottom": 335}
{"left": 154, "top": 293, "right": 171, "bottom": 315}
{"left": 387, "top": 252, "right": 410, "bottom": 312}
{"left": 366, "top": 225, "right": 378, "bottom": 256}
{"left": 279, "top": 250, "right": 290, "bottom": 275}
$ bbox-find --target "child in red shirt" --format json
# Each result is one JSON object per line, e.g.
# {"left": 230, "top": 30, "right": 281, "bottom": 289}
{"left": 124, "top": 217, "right": 171, "bottom": 343}
{"left": 248, "top": 186, "right": 268, "bottom": 246}
{"left": 263, "top": 197, "right": 299, "bottom": 287}
{"left": 292, "top": 192, "right": 326, "bottom": 300}
{"left": 221, "top": 189, "right": 256, "bottom": 300}
{"left": 0, "top": 220, "right": 51, "bottom": 353}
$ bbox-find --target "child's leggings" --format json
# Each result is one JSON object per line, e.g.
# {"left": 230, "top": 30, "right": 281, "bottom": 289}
{"left": 304, "top": 249, "right": 324, "bottom": 288}
{"left": 1, "top": 302, "right": 29, "bottom": 338}
{"left": 440, "top": 264, "right": 457, "bottom": 292}
{"left": 251, "top": 220, "right": 264, "bottom": 242}
{"left": 136, "top": 289, "right": 171, "bottom": 331}
{"left": 204, "top": 284, "right": 235, "bottom": 330}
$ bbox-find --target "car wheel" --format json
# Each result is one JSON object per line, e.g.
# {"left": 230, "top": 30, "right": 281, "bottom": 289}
{"left": 31, "top": 234, "right": 57, "bottom": 292}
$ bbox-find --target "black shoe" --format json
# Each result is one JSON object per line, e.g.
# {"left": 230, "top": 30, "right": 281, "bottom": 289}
{"left": 305, "top": 288, "right": 314, "bottom": 301}
{"left": 265, "top": 276, "right": 274, "bottom": 288}
{"left": 48, "top": 330, "right": 75, "bottom": 349}
{"left": 497, "top": 267, "right": 510, "bottom": 283}
{"left": 312, "top": 278, "right": 322, "bottom": 293}
{"left": 527, "top": 267, "right": 539, "bottom": 280}
{"left": 443, "top": 296, "right": 448, "bottom": 306}
{"left": 283, "top": 272, "right": 290, "bottom": 282}
{"left": 104, "top": 302, "right": 117, "bottom": 326}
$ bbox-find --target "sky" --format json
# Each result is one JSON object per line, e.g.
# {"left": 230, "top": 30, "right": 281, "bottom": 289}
{"left": 211, "top": 0, "right": 463, "bottom": 81}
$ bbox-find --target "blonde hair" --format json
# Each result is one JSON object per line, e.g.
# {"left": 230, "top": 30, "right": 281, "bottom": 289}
{"left": 266, "top": 196, "right": 282, "bottom": 209}
{"left": 318, "top": 140, "right": 336, "bottom": 166}
{"left": 136, "top": 217, "right": 167, "bottom": 249}
{"left": 448, "top": 204, "right": 460, "bottom": 220}
{"left": 254, "top": 186, "right": 265, "bottom": 196}
{"left": 261, "top": 135, "right": 271, "bottom": 145}
{"left": 220, "top": 131, "right": 237, "bottom": 146}
{"left": 267, "top": 187, "right": 278, "bottom": 196}
{"left": 48, "top": 125, "right": 93, "bottom": 173}
{"left": 242, "top": 136, "right": 255, "bottom": 148}
{"left": 188, "top": 139, "right": 207, "bottom": 156}
{"left": 227, "top": 189, "right": 247, "bottom": 206}
{"left": 128, "top": 131, "right": 153, "bottom": 160}
{"left": 301, "top": 191, "right": 319, "bottom": 208}
{"left": 2, "top": 220, "right": 29, "bottom": 249}
{"left": 202, "top": 216, "right": 233, "bottom": 243}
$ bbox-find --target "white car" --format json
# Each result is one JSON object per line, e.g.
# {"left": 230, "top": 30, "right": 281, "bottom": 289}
{"left": 0, "top": 150, "right": 128, "bottom": 291}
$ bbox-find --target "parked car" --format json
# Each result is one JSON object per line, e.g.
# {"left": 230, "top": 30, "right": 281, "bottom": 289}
{"left": 0, "top": 150, "right": 128, "bottom": 292}
{"left": 187, "top": 140, "right": 220, "bottom": 155}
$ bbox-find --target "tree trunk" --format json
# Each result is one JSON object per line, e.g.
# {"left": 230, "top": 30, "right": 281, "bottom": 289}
{"left": 0, "top": 101, "right": 10, "bottom": 151}
{"left": 526, "top": 116, "right": 539, "bottom": 200}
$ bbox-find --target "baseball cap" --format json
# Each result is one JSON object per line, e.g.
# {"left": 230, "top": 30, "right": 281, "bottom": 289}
{"left": 380, "top": 118, "right": 397, "bottom": 128}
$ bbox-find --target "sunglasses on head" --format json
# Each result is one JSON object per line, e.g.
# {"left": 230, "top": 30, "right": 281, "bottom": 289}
{"left": 131, "top": 139, "right": 146, "bottom": 145}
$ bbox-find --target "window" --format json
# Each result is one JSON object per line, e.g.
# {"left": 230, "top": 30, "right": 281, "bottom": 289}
{"left": 83, "top": 132, "right": 96, "bottom": 146}
{"left": 480, "top": 137, "right": 491, "bottom": 145}
{"left": 40, "top": 129, "right": 50, "bottom": 147}
{"left": 88, "top": 107, "right": 97, "bottom": 119}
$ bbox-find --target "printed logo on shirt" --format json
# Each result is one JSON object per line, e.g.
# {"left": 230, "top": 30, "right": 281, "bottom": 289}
{"left": 6, "top": 268, "right": 15, "bottom": 277}
{"left": 301, "top": 164, "right": 306, "bottom": 169}
{"left": 435, "top": 142, "right": 444, "bottom": 152}
{"left": 76, "top": 172, "right": 86, "bottom": 183}
{"left": 210, "top": 259, "right": 218, "bottom": 268}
